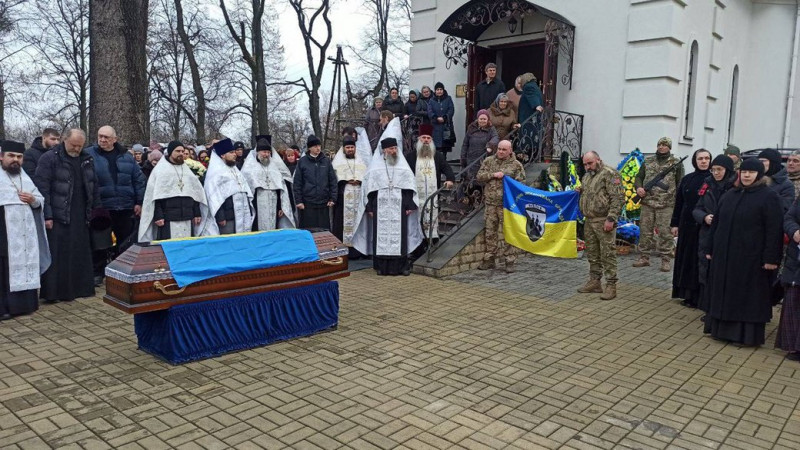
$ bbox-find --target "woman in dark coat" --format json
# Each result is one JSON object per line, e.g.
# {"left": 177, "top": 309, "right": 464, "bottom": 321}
{"left": 692, "top": 154, "right": 736, "bottom": 312}
{"left": 404, "top": 90, "right": 428, "bottom": 120}
{"left": 759, "top": 148, "right": 795, "bottom": 211}
{"left": 382, "top": 87, "right": 405, "bottom": 117}
{"left": 516, "top": 72, "right": 543, "bottom": 161}
{"left": 460, "top": 109, "right": 499, "bottom": 180}
{"left": 778, "top": 198, "right": 800, "bottom": 361}
{"left": 670, "top": 149, "right": 711, "bottom": 308}
{"left": 704, "top": 158, "right": 784, "bottom": 345}
{"left": 427, "top": 82, "right": 456, "bottom": 159}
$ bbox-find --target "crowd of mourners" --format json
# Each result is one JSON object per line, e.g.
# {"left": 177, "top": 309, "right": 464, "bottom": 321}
{"left": 1, "top": 63, "right": 797, "bottom": 367}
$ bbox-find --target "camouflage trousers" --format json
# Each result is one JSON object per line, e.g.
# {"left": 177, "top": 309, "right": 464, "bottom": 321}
{"left": 584, "top": 218, "right": 617, "bottom": 283}
{"left": 483, "top": 204, "right": 516, "bottom": 264}
{"left": 638, "top": 205, "right": 673, "bottom": 258}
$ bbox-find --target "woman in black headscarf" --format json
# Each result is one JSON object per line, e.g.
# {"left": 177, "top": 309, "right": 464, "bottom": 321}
{"left": 670, "top": 149, "right": 711, "bottom": 308}
{"left": 693, "top": 154, "right": 736, "bottom": 313}
{"left": 759, "top": 148, "right": 795, "bottom": 211}
{"left": 704, "top": 158, "right": 784, "bottom": 345}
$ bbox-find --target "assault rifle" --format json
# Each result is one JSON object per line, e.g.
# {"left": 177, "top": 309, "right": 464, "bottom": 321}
{"left": 631, "top": 155, "right": 687, "bottom": 204}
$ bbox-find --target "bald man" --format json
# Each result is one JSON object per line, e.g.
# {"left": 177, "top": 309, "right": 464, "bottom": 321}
{"left": 87, "top": 125, "right": 146, "bottom": 285}
{"left": 577, "top": 151, "right": 624, "bottom": 300}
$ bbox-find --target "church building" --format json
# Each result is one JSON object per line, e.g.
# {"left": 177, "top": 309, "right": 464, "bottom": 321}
{"left": 409, "top": 0, "right": 800, "bottom": 163}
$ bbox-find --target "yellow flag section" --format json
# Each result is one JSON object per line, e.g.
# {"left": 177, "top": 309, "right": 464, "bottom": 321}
{"left": 502, "top": 176, "right": 579, "bottom": 258}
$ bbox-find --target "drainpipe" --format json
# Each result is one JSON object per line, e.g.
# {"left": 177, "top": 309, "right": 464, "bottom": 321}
{"left": 784, "top": 0, "right": 800, "bottom": 147}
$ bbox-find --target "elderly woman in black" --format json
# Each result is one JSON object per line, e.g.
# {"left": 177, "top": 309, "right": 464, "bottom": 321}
{"left": 693, "top": 155, "right": 736, "bottom": 313}
{"left": 778, "top": 195, "right": 800, "bottom": 361}
{"left": 704, "top": 158, "right": 784, "bottom": 345}
{"left": 670, "top": 149, "right": 711, "bottom": 308}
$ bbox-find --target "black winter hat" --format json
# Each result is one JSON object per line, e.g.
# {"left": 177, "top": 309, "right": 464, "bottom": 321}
{"left": 740, "top": 158, "right": 765, "bottom": 178}
{"left": 166, "top": 140, "right": 184, "bottom": 156}
{"left": 758, "top": 149, "right": 782, "bottom": 176}
{"left": 306, "top": 135, "right": 322, "bottom": 148}
{"left": 434, "top": 82, "right": 445, "bottom": 91}
{"left": 710, "top": 154, "right": 734, "bottom": 175}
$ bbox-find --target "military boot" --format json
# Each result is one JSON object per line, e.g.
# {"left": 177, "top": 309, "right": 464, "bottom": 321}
{"left": 577, "top": 278, "right": 603, "bottom": 293}
{"left": 632, "top": 255, "right": 650, "bottom": 267}
{"left": 660, "top": 258, "right": 671, "bottom": 272}
{"left": 600, "top": 283, "right": 616, "bottom": 300}
{"left": 478, "top": 260, "right": 495, "bottom": 270}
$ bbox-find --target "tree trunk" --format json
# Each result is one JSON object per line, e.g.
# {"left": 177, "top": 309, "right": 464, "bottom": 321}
{"left": 174, "top": 0, "right": 205, "bottom": 143}
{"left": 252, "top": 0, "right": 268, "bottom": 135}
{"left": 89, "top": 0, "right": 150, "bottom": 144}
{"left": 0, "top": 77, "right": 5, "bottom": 140}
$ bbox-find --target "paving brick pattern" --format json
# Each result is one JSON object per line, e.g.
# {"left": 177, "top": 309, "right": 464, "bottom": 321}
{"left": 1, "top": 254, "right": 799, "bottom": 449}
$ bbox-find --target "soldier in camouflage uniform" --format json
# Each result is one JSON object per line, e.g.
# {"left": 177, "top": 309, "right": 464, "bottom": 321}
{"left": 633, "top": 137, "right": 684, "bottom": 272}
{"left": 724, "top": 144, "right": 742, "bottom": 171}
{"left": 577, "top": 151, "right": 625, "bottom": 300}
{"left": 477, "top": 140, "right": 526, "bottom": 273}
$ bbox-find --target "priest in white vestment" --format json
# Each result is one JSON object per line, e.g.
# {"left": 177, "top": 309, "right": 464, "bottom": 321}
{"left": 138, "top": 140, "right": 215, "bottom": 241}
{"left": 405, "top": 123, "right": 455, "bottom": 244}
{"left": 0, "top": 140, "right": 50, "bottom": 319}
{"left": 351, "top": 132, "right": 424, "bottom": 276}
{"left": 205, "top": 138, "right": 254, "bottom": 235}
{"left": 241, "top": 135, "right": 294, "bottom": 231}
{"left": 332, "top": 135, "right": 368, "bottom": 258}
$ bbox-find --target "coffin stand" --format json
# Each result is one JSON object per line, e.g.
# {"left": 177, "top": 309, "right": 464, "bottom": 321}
{"left": 104, "top": 231, "right": 349, "bottom": 364}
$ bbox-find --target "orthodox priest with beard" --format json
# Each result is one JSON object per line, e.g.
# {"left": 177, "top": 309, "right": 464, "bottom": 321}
{"left": 241, "top": 135, "right": 294, "bottom": 230}
{"left": 206, "top": 138, "right": 254, "bottom": 235}
{"left": 405, "top": 124, "right": 455, "bottom": 241}
{"left": 138, "top": 140, "right": 214, "bottom": 241}
{"left": 352, "top": 137, "right": 424, "bottom": 276}
{"left": 332, "top": 135, "right": 368, "bottom": 258}
{"left": 0, "top": 141, "right": 50, "bottom": 319}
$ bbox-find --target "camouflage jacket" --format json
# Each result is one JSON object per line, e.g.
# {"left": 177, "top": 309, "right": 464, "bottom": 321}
{"left": 476, "top": 155, "right": 526, "bottom": 206}
{"left": 579, "top": 164, "right": 624, "bottom": 220}
{"left": 634, "top": 153, "right": 683, "bottom": 209}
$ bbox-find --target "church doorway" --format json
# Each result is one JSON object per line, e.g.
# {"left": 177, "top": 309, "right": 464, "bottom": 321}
{"left": 466, "top": 40, "right": 546, "bottom": 127}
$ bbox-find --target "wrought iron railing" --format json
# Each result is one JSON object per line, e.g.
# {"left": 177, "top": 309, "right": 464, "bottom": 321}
{"left": 541, "top": 108, "right": 584, "bottom": 160}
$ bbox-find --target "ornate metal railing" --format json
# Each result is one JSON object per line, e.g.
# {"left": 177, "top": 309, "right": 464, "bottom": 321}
{"left": 541, "top": 108, "right": 583, "bottom": 160}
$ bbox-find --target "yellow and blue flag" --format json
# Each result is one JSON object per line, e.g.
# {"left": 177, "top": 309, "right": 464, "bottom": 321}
{"left": 502, "top": 176, "right": 579, "bottom": 258}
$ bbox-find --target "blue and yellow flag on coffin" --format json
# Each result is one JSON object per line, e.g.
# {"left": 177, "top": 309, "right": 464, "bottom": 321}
{"left": 503, "top": 176, "right": 579, "bottom": 258}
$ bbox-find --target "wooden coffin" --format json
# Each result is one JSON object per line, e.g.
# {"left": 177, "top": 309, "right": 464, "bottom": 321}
{"left": 103, "top": 231, "right": 349, "bottom": 314}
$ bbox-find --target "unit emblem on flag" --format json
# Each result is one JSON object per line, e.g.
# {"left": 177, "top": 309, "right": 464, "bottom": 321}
{"left": 524, "top": 203, "right": 546, "bottom": 242}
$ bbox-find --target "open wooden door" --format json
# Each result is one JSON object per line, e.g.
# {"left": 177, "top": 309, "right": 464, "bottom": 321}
{"left": 467, "top": 44, "right": 495, "bottom": 127}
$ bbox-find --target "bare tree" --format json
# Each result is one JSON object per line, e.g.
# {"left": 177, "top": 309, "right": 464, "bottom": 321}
{"left": 286, "top": 0, "right": 332, "bottom": 137}
{"left": 21, "top": 0, "right": 90, "bottom": 131}
{"left": 174, "top": 0, "right": 205, "bottom": 141}
{"left": 89, "top": 0, "right": 150, "bottom": 144}
{"left": 218, "top": 0, "right": 269, "bottom": 136}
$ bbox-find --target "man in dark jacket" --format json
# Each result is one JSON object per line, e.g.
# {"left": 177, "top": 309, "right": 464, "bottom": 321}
{"left": 758, "top": 149, "right": 795, "bottom": 211}
{"left": 294, "top": 134, "right": 337, "bottom": 230}
{"left": 382, "top": 88, "right": 405, "bottom": 117}
{"left": 86, "top": 126, "right": 146, "bottom": 284}
{"left": 23, "top": 128, "right": 60, "bottom": 177}
{"left": 474, "top": 63, "right": 506, "bottom": 111}
{"left": 34, "top": 128, "right": 100, "bottom": 302}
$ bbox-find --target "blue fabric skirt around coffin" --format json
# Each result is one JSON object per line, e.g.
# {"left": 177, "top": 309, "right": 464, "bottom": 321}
{"left": 134, "top": 281, "right": 339, "bottom": 364}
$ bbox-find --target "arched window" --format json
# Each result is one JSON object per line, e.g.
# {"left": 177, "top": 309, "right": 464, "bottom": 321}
{"left": 683, "top": 41, "right": 699, "bottom": 139}
{"left": 727, "top": 65, "right": 739, "bottom": 142}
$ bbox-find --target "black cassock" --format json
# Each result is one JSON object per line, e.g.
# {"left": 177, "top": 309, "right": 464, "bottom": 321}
{"left": 153, "top": 196, "right": 201, "bottom": 240}
{"left": 366, "top": 189, "right": 417, "bottom": 275}
{"left": 670, "top": 169, "right": 708, "bottom": 306}
{"left": 40, "top": 156, "right": 94, "bottom": 302}
{"left": 705, "top": 181, "right": 783, "bottom": 345}
{"left": 0, "top": 207, "right": 39, "bottom": 317}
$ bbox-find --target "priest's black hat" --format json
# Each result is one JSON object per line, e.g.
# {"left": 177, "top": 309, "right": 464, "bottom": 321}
{"left": 380, "top": 137, "right": 398, "bottom": 149}
{"left": 0, "top": 140, "right": 25, "bottom": 154}
{"left": 256, "top": 135, "right": 272, "bottom": 150}
{"left": 214, "top": 138, "right": 235, "bottom": 156}
{"left": 343, "top": 136, "right": 356, "bottom": 147}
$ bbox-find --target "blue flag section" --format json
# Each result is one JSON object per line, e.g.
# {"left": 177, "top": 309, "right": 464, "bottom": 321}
{"left": 502, "top": 177, "right": 580, "bottom": 258}
{"left": 159, "top": 229, "right": 319, "bottom": 287}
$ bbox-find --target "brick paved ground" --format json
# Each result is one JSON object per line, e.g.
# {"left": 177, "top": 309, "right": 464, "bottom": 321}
{"left": 1, "top": 253, "right": 799, "bottom": 449}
